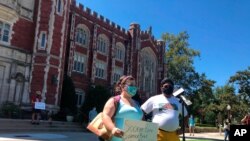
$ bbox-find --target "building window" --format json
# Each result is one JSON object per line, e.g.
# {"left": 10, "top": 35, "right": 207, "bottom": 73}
{"left": 116, "top": 48, "right": 124, "bottom": 60}
{"left": 97, "top": 38, "right": 105, "bottom": 53}
{"left": 95, "top": 62, "right": 106, "bottom": 79}
{"left": 113, "top": 67, "right": 123, "bottom": 83}
{"left": 73, "top": 53, "right": 86, "bottom": 73}
{"left": 113, "top": 73, "right": 121, "bottom": 83}
{"left": 76, "top": 28, "right": 87, "bottom": 46}
{"left": 38, "top": 32, "right": 47, "bottom": 49}
{"left": 56, "top": 0, "right": 63, "bottom": 15}
{"left": 0, "top": 21, "right": 10, "bottom": 43}
{"left": 41, "top": 33, "right": 46, "bottom": 48}
{"left": 97, "top": 36, "right": 108, "bottom": 54}
{"left": 76, "top": 90, "right": 85, "bottom": 107}
{"left": 145, "top": 77, "right": 150, "bottom": 92}
{"left": 115, "top": 43, "right": 125, "bottom": 61}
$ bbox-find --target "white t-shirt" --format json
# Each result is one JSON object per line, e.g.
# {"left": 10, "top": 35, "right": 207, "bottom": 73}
{"left": 141, "top": 94, "right": 188, "bottom": 131}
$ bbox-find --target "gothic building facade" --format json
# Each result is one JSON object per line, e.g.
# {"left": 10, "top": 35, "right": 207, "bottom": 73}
{"left": 0, "top": 0, "right": 165, "bottom": 112}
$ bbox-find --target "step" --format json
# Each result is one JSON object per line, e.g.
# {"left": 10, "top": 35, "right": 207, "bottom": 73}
{"left": 0, "top": 118, "right": 87, "bottom": 133}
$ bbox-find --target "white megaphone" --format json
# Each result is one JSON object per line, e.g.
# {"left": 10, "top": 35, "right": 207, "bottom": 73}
{"left": 173, "top": 88, "right": 192, "bottom": 106}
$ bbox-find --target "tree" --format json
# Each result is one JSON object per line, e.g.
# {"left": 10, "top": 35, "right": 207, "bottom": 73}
{"left": 190, "top": 73, "right": 216, "bottom": 124}
{"left": 162, "top": 31, "right": 200, "bottom": 93}
{"left": 213, "top": 85, "right": 248, "bottom": 123}
{"left": 60, "top": 75, "right": 77, "bottom": 115}
{"left": 229, "top": 66, "right": 250, "bottom": 104}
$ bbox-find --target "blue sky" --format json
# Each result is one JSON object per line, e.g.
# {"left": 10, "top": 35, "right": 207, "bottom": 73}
{"left": 77, "top": 0, "right": 250, "bottom": 87}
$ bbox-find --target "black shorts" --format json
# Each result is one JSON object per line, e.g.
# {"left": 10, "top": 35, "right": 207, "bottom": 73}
{"left": 32, "top": 108, "right": 41, "bottom": 113}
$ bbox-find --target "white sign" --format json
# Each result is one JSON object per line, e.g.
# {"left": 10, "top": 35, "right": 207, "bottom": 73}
{"left": 123, "top": 120, "right": 158, "bottom": 141}
{"left": 35, "top": 102, "right": 46, "bottom": 110}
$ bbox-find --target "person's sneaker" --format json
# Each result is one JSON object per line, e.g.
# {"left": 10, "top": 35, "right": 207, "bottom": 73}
{"left": 36, "top": 122, "right": 40, "bottom": 125}
{"left": 31, "top": 121, "right": 35, "bottom": 125}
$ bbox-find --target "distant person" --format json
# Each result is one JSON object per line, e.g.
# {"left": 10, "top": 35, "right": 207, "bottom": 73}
{"left": 141, "top": 77, "right": 188, "bottom": 141}
{"left": 88, "top": 107, "right": 97, "bottom": 123}
{"left": 189, "top": 114, "right": 195, "bottom": 136}
{"left": 223, "top": 121, "right": 230, "bottom": 141}
{"left": 31, "top": 91, "right": 42, "bottom": 124}
{"left": 241, "top": 113, "right": 250, "bottom": 125}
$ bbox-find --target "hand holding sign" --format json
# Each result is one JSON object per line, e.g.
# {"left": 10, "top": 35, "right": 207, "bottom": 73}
{"left": 123, "top": 120, "right": 158, "bottom": 141}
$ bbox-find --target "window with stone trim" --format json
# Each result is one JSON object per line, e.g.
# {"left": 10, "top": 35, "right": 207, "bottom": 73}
{"left": 116, "top": 48, "right": 124, "bottom": 60}
{"left": 76, "top": 28, "right": 88, "bottom": 46}
{"left": 115, "top": 43, "right": 125, "bottom": 61}
{"left": 113, "top": 67, "right": 123, "bottom": 83}
{"left": 0, "top": 21, "right": 10, "bottom": 43}
{"left": 97, "top": 35, "right": 109, "bottom": 54}
{"left": 56, "top": 0, "right": 63, "bottom": 15}
{"left": 38, "top": 31, "right": 47, "bottom": 49}
{"left": 73, "top": 53, "right": 86, "bottom": 73}
{"left": 95, "top": 61, "right": 106, "bottom": 79}
{"left": 113, "top": 73, "right": 121, "bottom": 83}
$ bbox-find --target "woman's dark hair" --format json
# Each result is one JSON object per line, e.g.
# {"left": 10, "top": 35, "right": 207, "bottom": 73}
{"left": 114, "top": 75, "right": 134, "bottom": 95}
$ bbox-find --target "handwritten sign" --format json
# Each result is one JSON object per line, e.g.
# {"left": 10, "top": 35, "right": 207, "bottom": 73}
{"left": 123, "top": 120, "right": 158, "bottom": 141}
{"left": 35, "top": 102, "right": 45, "bottom": 110}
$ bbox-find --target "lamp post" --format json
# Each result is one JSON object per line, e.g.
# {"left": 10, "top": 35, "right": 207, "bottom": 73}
{"left": 227, "top": 104, "right": 231, "bottom": 123}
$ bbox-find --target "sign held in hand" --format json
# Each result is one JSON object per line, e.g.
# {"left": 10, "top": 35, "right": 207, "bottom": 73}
{"left": 123, "top": 120, "right": 158, "bottom": 141}
{"left": 35, "top": 102, "right": 45, "bottom": 110}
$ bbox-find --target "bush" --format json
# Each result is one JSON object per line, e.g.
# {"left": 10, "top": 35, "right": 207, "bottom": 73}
{"left": 0, "top": 101, "right": 21, "bottom": 118}
{"left": 196, "top": 123, "right": 215, "bottom": 127}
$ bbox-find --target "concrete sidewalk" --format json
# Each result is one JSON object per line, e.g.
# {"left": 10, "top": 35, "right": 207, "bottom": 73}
{"left": 0, "top": 132, "right": 225, "bottom": 141}
{"left": 180, "top": 132, "right": 224, "bottom": 141}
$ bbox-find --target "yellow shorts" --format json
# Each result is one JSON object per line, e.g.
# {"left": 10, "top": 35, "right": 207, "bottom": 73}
{"left": 157, "top": 129, "right": 179, "bottom": 141}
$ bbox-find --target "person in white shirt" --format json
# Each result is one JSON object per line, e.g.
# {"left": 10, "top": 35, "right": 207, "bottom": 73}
{"left": 141, "top": 78, "right": 188, "bottom": 141}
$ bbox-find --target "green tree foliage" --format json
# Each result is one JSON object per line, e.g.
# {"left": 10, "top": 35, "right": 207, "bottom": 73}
{"left": 162, "top": 31, "right": 200, "bottom": 93}
{"left": 190, "top": 74, "right": 215, "bottom": 123}
{"left": 229, "top": 66, "right": 250, "bottom": 104}
{"left": 213, "top": 85, "right": 248, "bottom": 123}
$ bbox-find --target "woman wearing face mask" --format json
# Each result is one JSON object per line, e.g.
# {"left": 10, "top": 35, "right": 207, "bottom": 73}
{"left": 102, "top": 75, "right": 143, "bottom": 141}
{"left": 141, "top": 77, "right": 188, "bottom": 141}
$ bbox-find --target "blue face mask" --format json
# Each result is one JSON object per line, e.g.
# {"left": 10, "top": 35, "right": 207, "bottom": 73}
{"left": 127, "top": 86, "right": 137, "bottom": 97}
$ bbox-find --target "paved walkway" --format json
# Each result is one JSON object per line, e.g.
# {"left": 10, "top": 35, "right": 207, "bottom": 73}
{"left": 0, "top": 132, "right": 224, "bottom": 141}
{"left": 180, "top": 132, "right": 224, "bottom": 141}
{"left": 0, "top": 132, "right": 99, "bottom": 141}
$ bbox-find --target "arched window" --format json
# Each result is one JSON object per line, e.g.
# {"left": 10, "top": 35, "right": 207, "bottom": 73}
{"left": 75, "top": 24, "right": 90, "bottom": 47}
{"left": 56, "top": 0, "right": 63, "bottom": 15}
{"left": 115, "top": 42, "right": 125, "bottom": 61}
{"left": 97, "top": 34, "right": 109, "bottom": 54}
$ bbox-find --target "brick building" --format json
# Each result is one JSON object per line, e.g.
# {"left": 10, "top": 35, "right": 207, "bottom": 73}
{"left": 0, "top": 0, "right": 165, "bottom": 112}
